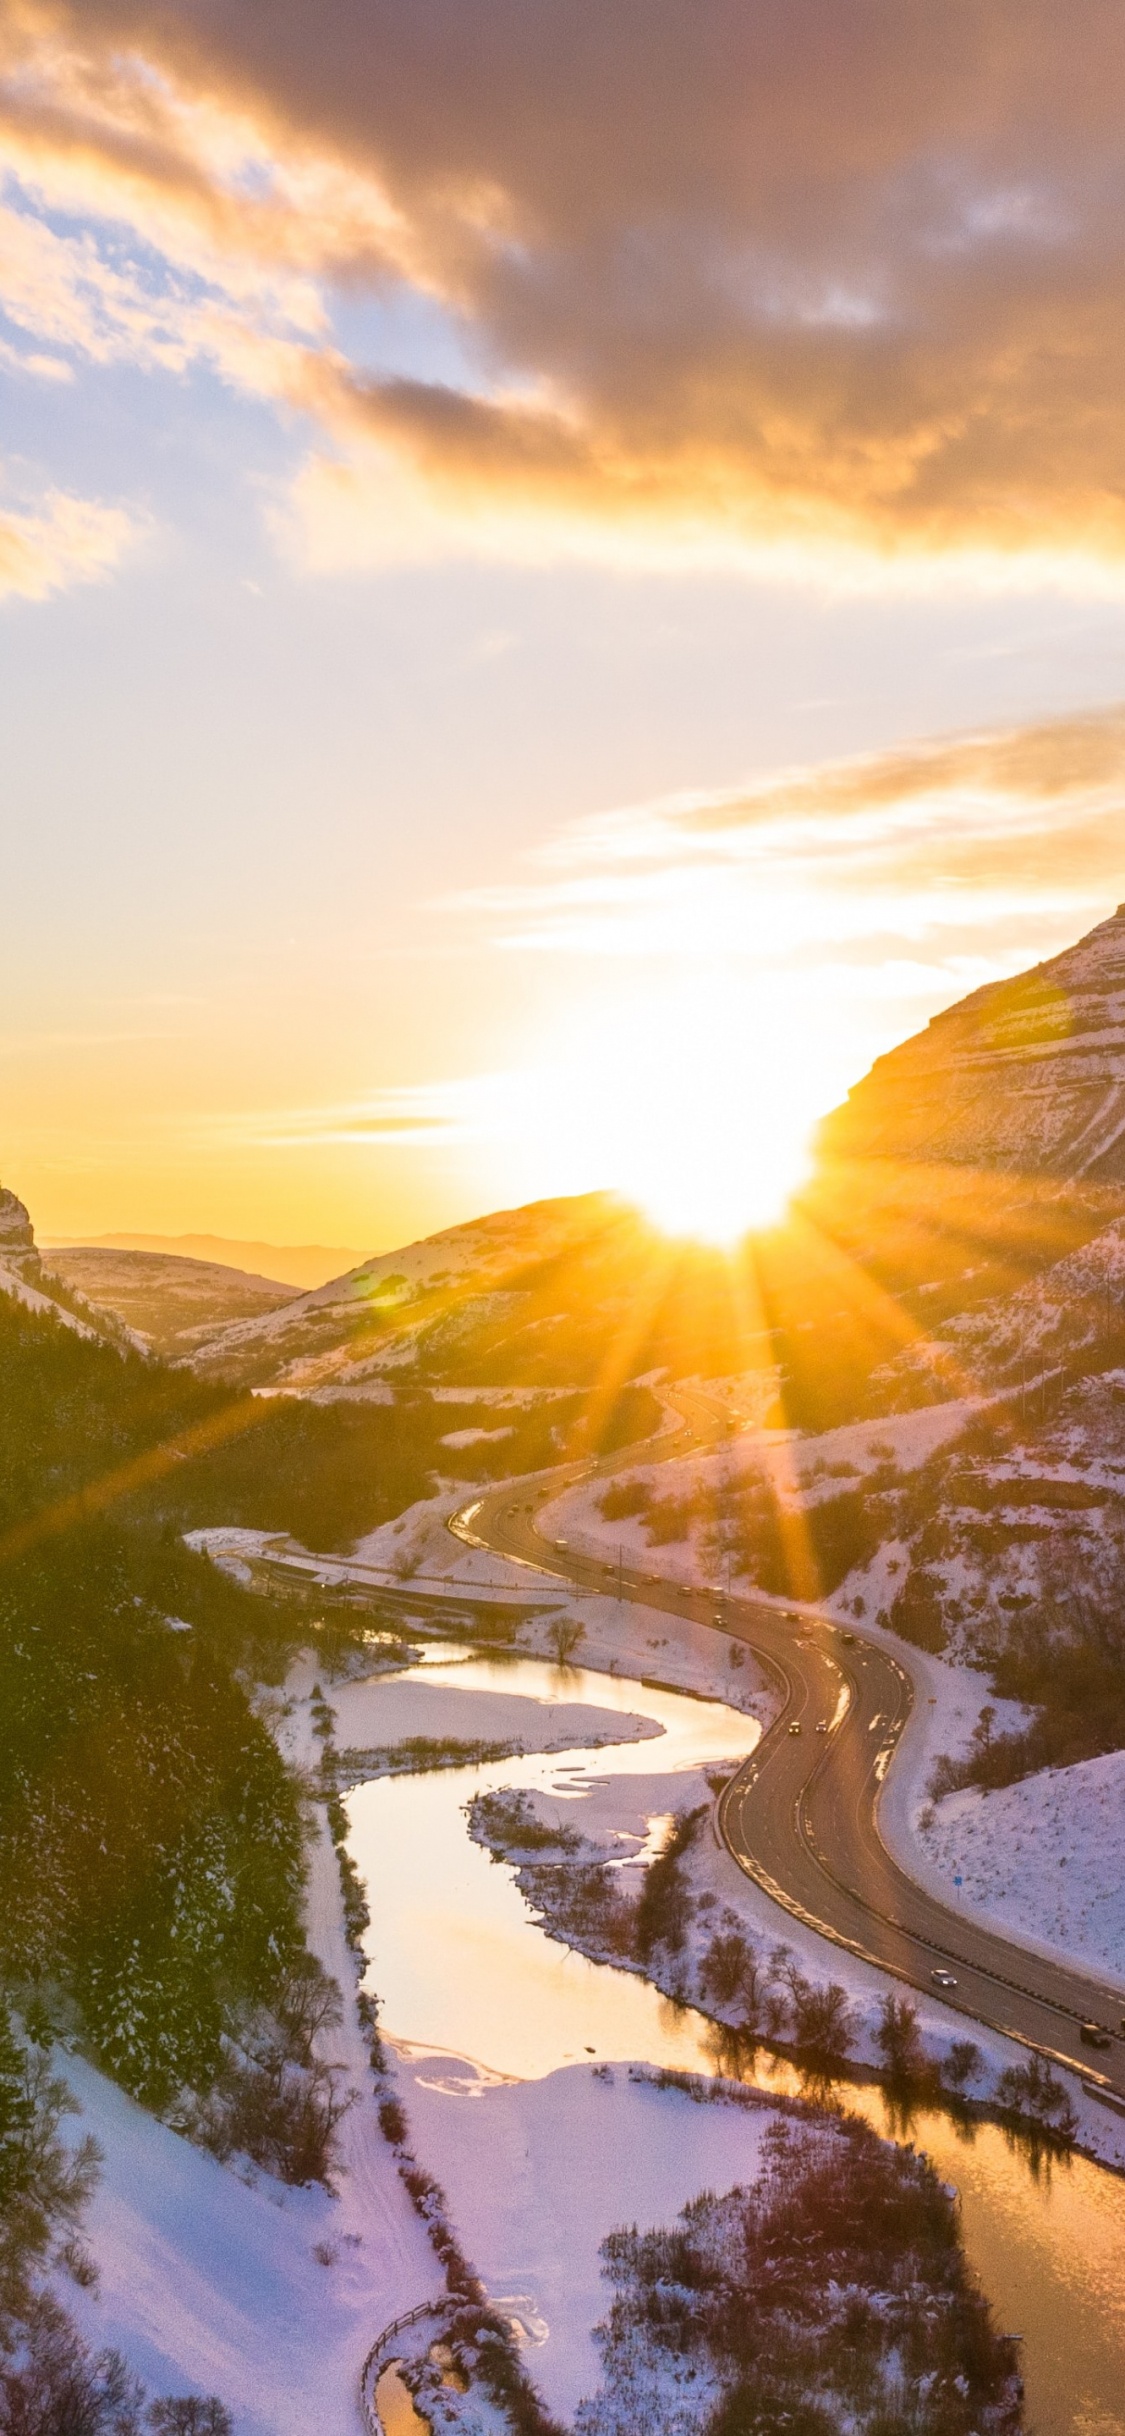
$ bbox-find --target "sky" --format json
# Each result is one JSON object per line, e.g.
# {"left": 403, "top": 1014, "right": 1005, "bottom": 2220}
{"left": 2, "top": 0, "right": 1125, "bottom": 1253}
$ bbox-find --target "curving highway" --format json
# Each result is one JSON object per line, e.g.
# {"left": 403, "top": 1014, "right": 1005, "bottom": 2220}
{"left": 451, "top": 1393, "right": 1125, "bottom": 2110}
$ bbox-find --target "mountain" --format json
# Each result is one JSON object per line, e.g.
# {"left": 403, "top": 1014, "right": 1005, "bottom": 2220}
{"left": 44, "top": 1230, "right": 369, "bottom": 1290}
{"left": 178, "top": 1189, "right": 649, "bottom": 1392}
{"left": 819, "top": 901, "right": 1125, "bottom": 1182}
{"left": 43, "top": 1245, "right": 298, "bottom": 1357}
{"left": 0, "top": 1182, "right": 121, "bottom": 1343}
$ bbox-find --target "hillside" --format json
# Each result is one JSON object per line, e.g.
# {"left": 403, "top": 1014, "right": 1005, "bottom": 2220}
{"left": 820, "top": 902, "right": 1125, "bottom": 1181}
{"left": 43, "top": 1245, "right": 297, "bottom": 1357}
{"left": 176, "top": 1189, "right": 758, "bottom": 1398}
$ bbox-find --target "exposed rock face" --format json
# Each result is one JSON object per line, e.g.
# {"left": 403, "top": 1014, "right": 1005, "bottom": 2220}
{"left": 819, "top": 904, "right": 1125, "bottom": 1183}
{"left": 0, "top": 1183, "right": 40, "bottom": 1274}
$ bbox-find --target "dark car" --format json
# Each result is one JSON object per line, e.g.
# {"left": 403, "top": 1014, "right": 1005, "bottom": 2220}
{"left": 1080, "top": 2021, "right": 1112, "bottom": 2050}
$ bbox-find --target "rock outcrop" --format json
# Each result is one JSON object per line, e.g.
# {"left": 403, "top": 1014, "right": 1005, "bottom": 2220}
{"left": 0, "top": 1182, "right": 41, "bottom": 1278}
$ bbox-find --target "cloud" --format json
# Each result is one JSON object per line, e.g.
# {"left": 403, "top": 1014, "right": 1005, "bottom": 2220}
{"left": 7, "top": 3, "right": 1125, "bottom": 565}
{"left": 0, "top": 478, "right": 135, "bottom": 599}
{"left": 210, "top": 1078, "right": 495, "bottom": 1151}
{"left": 443, "top": 702, "right": 1125, "bottom": 961}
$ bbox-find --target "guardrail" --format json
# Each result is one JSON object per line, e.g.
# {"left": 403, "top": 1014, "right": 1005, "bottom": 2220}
{"left": 358, "top": 2301, "right": 446, "bottom": 2434}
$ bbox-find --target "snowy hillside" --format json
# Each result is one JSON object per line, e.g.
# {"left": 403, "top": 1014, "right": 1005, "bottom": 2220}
{"left": 820, "top": 900, "right": 1125, "bottom": 1181}
{"left": 0, "top": 1180, "right": 127, "bottom": 1344}
{"left": 44, "top": 1244, "right": 297, "bottom": 1356}
{"left": 178, "top": 1190, "right": 628, "bottom": 1391}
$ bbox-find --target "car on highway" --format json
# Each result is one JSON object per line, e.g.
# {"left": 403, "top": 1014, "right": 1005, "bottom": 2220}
{"left": 931, "top": 1968, "right": 958, "bottom": 1990}
{"left": 839, "top": 1630, "right": 857, "bottom": 1646}
{"left": 787, "top": 1721, "right": 802, "bottom": 1736}
{"left": 1080, "top": 2021, "right": 1113, "bottom": 2049}
{"left": 815, "top": 1720, "right": 829, "bottom": 1734}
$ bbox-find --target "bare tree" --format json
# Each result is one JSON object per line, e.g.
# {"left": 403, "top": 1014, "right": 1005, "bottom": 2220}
{"left": 547, "top": 1615, "right": 583, "bottom": 1664}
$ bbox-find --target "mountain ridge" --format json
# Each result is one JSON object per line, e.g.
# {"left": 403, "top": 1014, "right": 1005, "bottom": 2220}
{"left": 819, "top": 901, "right": 1125, "bottom": 1182}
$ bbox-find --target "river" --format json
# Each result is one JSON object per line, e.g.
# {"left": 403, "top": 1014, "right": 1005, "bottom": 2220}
{"left": 345, "top": 1649, "right": 1125, "bottom": 2436}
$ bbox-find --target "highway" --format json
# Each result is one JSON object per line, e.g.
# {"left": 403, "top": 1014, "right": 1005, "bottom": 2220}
{"left": 451, "top": 1393, "right": 1125, "bottom": 2110}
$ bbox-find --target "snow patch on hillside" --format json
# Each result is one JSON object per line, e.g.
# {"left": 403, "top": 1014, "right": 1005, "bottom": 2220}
{"left": 918, "top": 1751, "right": 1125, "bottom": 1993}
{"left": 55, "top": 2014, "right": 435, "bottom": 2436}
{"left": 536, "top": 1400, "right": 975, "bottom": 1596}
{"left": 0, "top": 1253, "right": 104, "bottom": 1338}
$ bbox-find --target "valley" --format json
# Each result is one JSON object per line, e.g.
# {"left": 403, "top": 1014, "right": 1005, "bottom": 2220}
{"left": 4, "top": 909, "right": 1125, "bottom": 2431}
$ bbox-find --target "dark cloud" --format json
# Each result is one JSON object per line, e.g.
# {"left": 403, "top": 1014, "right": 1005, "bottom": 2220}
{"left": 9, "top": 1, "right": 1125, "bottom": 556}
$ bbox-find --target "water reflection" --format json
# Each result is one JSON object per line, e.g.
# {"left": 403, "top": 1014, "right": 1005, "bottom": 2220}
{"left": 374, "top": 2361, "right": 429, "bottom": 2435}
{"left": 346, "top": 1652, "right": 1125, "bottom": 2436}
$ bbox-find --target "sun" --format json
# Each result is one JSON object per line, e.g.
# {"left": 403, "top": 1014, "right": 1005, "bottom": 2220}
{"left": 630, "top": 1127, "right": 810, "bottom": 1244}
{"left": 613, "top": 1058, "right": 814, "bottom": 1243}
{"left": 501, "top": 975, "right": 822, "bottom": 1247}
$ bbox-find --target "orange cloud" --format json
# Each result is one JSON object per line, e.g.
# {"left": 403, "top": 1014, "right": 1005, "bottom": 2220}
{"left": 8, "top": 2, "right": 1125, "bottom": 564}
{"left": 0, "top": 479, "right": 134, "bottom": 599}
{"left": 445, "top": 703, "right": 1125, "bottom": 960}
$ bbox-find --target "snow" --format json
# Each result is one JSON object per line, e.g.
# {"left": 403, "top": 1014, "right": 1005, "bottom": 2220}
{"left": 180, "top": 1194, "right": 609, "bottom": 1388}
{"left": 56, "top": 2023, "right": 436, "bottom": 2436}
{"left": 440, "top": 1427, "right": 515, "bottom": 1449}
{"left": 476, "top": 1739, "right": 1012, "bottom": 2083}
{"left": 397, "top": 2054, "right": 778, "bottom": 2422}
{"left": 51, "top": 1681, "right": 444, "bottom": 2435}
{"left": 0, "top": 1253, "right": 104, "bottom": 1339}
{"left": 536, "top": 1399, "right": 976, "bottom": 1599}
{"left": 192, "top": 1500, "right": 779, "bottom": 1725}
{"left": 917, "top": 1749, "right": 1125, "bottom": 1994}
{"left": 326, "top": 1669, "right": 662, "bottom": 1761}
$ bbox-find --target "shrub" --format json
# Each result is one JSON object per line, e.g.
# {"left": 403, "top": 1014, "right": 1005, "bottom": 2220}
{"left": 783, "top": 1969, "right": 854, "bottom": 2064}
{"left": 147, "top": 2402, "right": 233, "bottom": 2434}
{"left": 875, "top": 1993, "right": 926, "bottom": 2086}
{"left": 635, "top": 1809, "right": 704, "bottom": 1959}
{"left": 378, "top": 2095, "right": 407, "bottom": 2146}
{"left": 598, "top": 1479, "right": 652, "bottom": 1521}
{"left": 995, "top": 2054, "right": 1077, "bottom": 2140}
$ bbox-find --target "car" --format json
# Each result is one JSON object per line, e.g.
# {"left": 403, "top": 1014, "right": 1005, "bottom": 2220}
{"left": 931, "top": 1968, "right": 958, "bottom": 1990}
{"left": 815, "top": 1720, "right": 829, "bottom": 1734}
{"left": 787, "top": 1721, "right": 802, "bottom": 1736}
{"left": 839, "top": 1630, "right": 857, "bottom": 1646}
{"left": 553, "top": 1537, "right": 568, "bottom": 1551}
{"left": 1080, "top": 2021, "right": 1113, "bottom": 2050}
{"left": 712, "top": 1613, "right": 723, "bottom": 1627}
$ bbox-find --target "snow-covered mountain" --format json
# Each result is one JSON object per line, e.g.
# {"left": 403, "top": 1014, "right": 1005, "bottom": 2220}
{"left": 176, "top": 1188, "right": 627, "bottom": 1391}
{"left": 820, "top": 901, "right": 1125, "bottom": 1182}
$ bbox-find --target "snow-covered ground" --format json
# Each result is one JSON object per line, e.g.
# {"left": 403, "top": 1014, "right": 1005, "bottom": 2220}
{"left": 917, "top": 1750, "right": 1125, "bottom": 1994}
{"left": 194, "top": 1498, "right": 779, "bottom": 1726}
{"left": 56, "top": 2007, "right": 436, "bottom": 2436}
{"left": 535, "top": 1398, "right": 975, "bottom": 1600}
{"left": 470, "top": 1753, "right": 1028, "bottom": 2086}
{"left": 326, "top": 1667, "right": 662, "bottom": 1762}
{"left": 0, "top": 1252, "right": 104, "bottom": 1337}
{"left": 398, "top": 2053, "right": 780, "bottom": 2424}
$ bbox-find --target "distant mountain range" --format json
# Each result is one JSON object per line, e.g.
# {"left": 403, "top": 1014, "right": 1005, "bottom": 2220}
{"left": 41, "top": 1230, "right": 368, "bottom": 1290}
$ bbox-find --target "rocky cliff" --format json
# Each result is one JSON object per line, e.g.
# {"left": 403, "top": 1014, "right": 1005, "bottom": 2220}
{"left": 0, "top": 1182, "right": 40, "bottom": 1277}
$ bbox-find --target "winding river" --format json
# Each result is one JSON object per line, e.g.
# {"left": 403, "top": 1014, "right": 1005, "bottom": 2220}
{"left": 346, "top": 1649, "right": 1125, "bottom": 2436}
